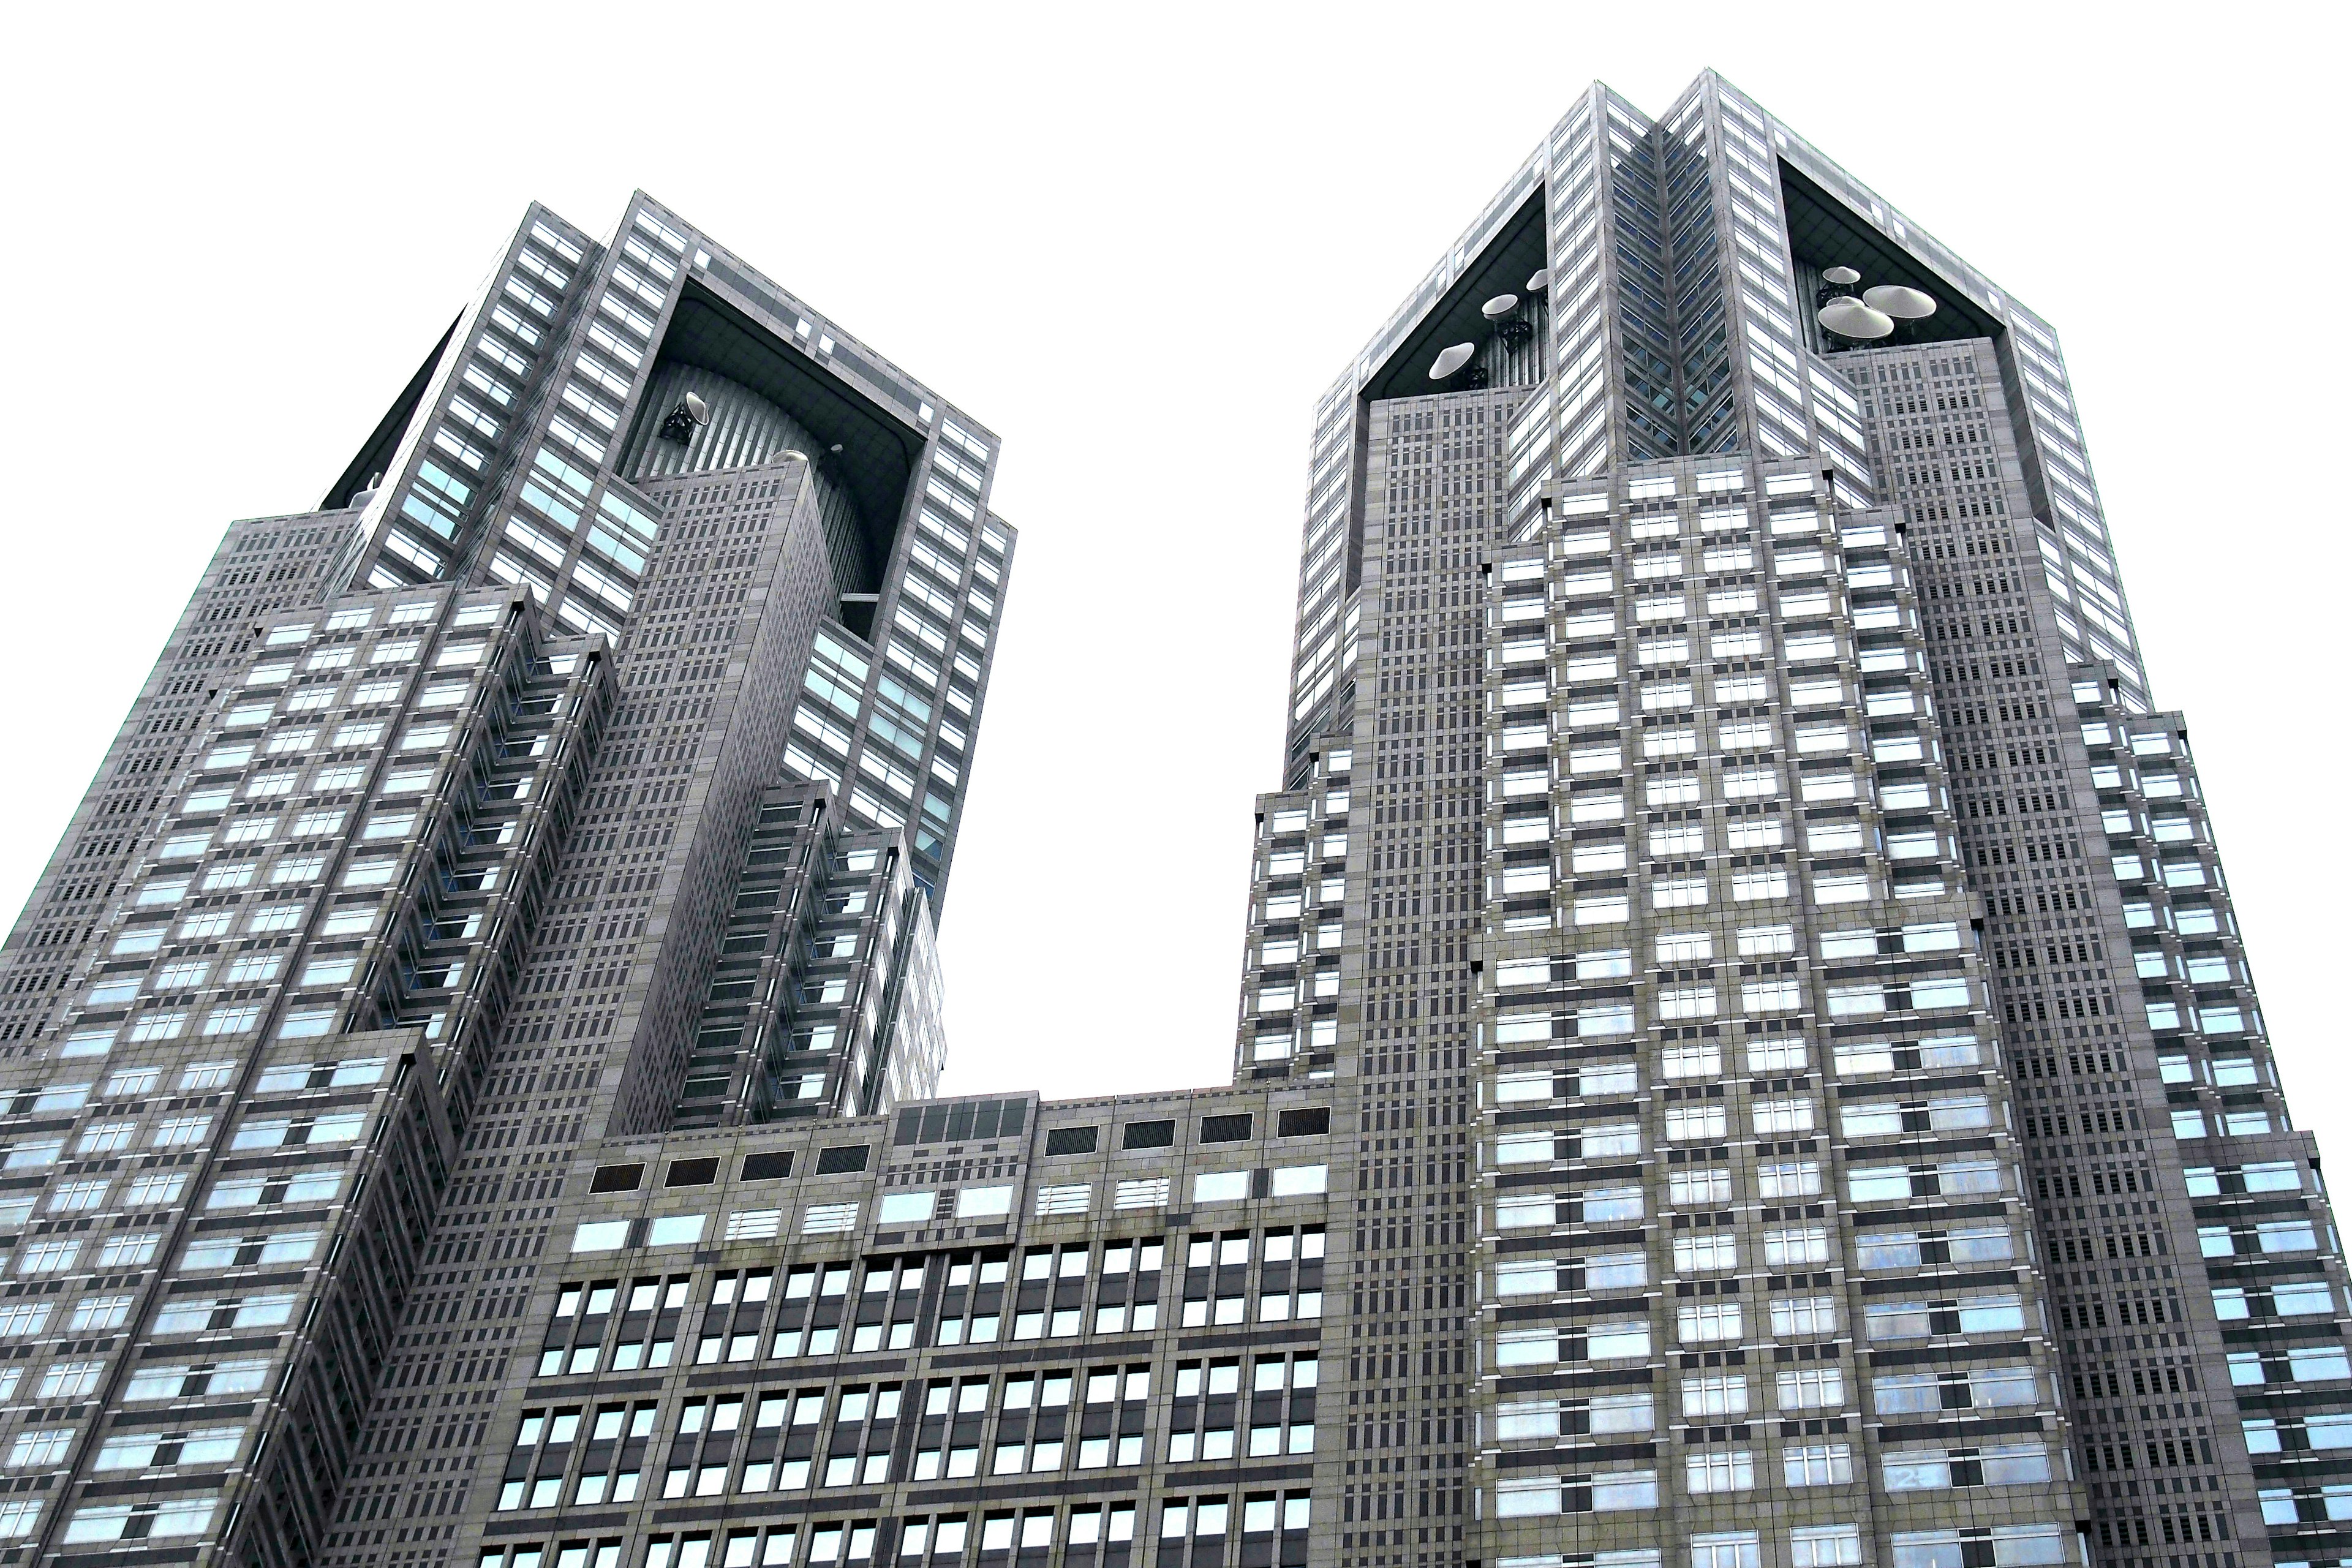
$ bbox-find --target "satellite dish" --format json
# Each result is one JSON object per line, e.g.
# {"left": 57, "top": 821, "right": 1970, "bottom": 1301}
{"left": 1863, "top": 284, "right": 1937, "bottom": 320}
{"left": 1822, "top": 265, "right": 1861, "bottom": 286}
{"left": 1429, "top": 342, "right": 1477, "bottom": 379}
{"left": 1525, "top": 268, "right": 1551, "bottom": 293}
{"left": 658, "top": 392, "right": 712, "bottom": 445}
{"left": 778, "top": 449, "right": 809, "bottom": 464}
{"left": 829, "top": 443, "right": 844, "bottom": 454}
{"left": 1817, "top": 296, "right": 1894, "bottom": 339}
{"left": 1481, "top": 293, "right": 1519, "bottom": 320}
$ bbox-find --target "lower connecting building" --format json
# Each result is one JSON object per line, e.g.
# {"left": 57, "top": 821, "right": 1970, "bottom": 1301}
{"left": 0, "top": 67, "right": 2339, "bottom": 1568}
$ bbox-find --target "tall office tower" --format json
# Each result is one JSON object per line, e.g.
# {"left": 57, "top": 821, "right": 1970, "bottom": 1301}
{"left": 0, "top": 71, "right": 2342, "bottom": 1568}
{"left": 1237, "top": 66, "right": 2352, "bottom": 1568}
{"left": 0, "top": 194, "right": 1016, "bottom": 1567}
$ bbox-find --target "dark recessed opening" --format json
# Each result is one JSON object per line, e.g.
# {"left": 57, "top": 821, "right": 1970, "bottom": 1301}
{"left": 1777, "top": 162, "right": 2002, "bottom": 354}
{"left": 1044, "top": 1126, "right": 1100, "bottom": 1156}
{"left": 741, "top": 1150, "right": 794, "bottom": 1181}
{"left": 839, "top": 592, "right": 880, "bottom": 643}
{"left": 815, "top": 1144, "right": 871, "bottom": 1175}
{"left": 624, "top": 281, "right": 925, "bottom": 578}
{"left": 1200, "top": 1114, "right": 1255, "bottom": 1145}
{"left": 665, "top": 1156, "right": 720, "bottom": 1188}
{"left": 1121, "top": 1119, "right": 1175, "bottom": 1152}
{"left": 1277, "top": 1107, "right": 1332, "bottom": 1139}
{"left": 589, "top": 1162, "right": 644, "bottom": 1194}
{"left": 1360, "top": 190, "right": 1549, "bottom": 405}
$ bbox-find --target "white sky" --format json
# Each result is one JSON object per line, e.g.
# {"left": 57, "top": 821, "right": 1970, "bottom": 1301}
{"left": 3, "top": 5, "right": 2346, "bottom": 1164}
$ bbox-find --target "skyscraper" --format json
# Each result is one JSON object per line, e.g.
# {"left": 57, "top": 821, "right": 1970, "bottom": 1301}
{"left": 0, "top": 67, "right": 2339, "bottom": 1568}
{"left": 0, "top": 194, "right": 1016, "bottom": 1567}
{"left": 1237, "top": 70, "right": 2344, "bottom": 1568}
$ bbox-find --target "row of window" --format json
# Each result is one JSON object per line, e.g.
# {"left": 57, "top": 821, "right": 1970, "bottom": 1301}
{"left": 1506, "top": 1223, "right": 2014, "bottom": 1296}
{"left": 571, "top": 1166, "right": 1328, "bottom": 1256}
{"left": 501, "top": 1366, "right": 1311, "bottom": 1513}
{"left": 517, "top": 1488, "right": 1302, "bottom": 1568}
{"left": 1493, "top": 1034, "right": 1981, "bottom": 1109}
{"left": 1496, "top": 1155, "right": 2010, "bottom": 1232}
{"left": 545, "top": 1227, "right": 1324, "bottom": 1376}
{"left": 1500, "top": 1521, "right": 2064, "bottom": 1568}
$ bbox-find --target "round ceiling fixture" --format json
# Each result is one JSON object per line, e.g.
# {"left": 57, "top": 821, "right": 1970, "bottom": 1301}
{"left": 1429, "top": 342, "right": 1477, "bottom": 379}
{"left": 1525, "top": 268, "right": 1551, "bottom": 292}
{"left": 1863, "top": 284, "right": 1937, "bottom": 320}
{"left": 1481, "top": 293, "right": 1519, "bottom": 320}
{"left": 1817, "top": 296, "right": 1894, "bottom": 339}
{"left": 1822, "top": 265, "right": 1861, "bottom": 286}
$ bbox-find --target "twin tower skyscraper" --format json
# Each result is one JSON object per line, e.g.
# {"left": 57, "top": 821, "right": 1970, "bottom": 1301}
{"left": 0, "top": 67, "right": 2337, "bottom": 1568}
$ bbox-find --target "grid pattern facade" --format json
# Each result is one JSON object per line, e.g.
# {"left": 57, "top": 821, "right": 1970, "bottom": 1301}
{"left": 0, "top": 67, "right": 2340, "bottom": 1568}
{"left": 0, "top": 191, "right": 1016, "bottom": 1568}
{"left": 450, "top": 1086, "right": 1342, "bottom": 1568}
{"left": 1241, "top": 63, "right": 2346, "bottom": 1568}
{"left": 0, "top": 514, "right": 356, "bottom": 1049}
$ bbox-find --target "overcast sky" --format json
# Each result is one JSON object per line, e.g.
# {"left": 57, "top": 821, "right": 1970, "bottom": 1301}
{"left": 3, "top": 5, "right": 2345, "bottom": 1163}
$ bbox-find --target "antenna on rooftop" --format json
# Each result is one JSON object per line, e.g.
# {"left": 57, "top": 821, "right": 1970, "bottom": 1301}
{"left": 1428, "top": 343, "right": 1477, "bottom": 380}
{"left": 658, "top": 390, "right": 712, "bottom": 445}
{"left": 1815, "top": 263, "right": 1936, "bottom": 345}
{"left": 1483, "top": 293, "right": 1531, "bottom": 350}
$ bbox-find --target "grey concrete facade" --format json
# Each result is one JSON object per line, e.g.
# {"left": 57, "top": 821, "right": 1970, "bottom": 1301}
{"left": 0, "top": 67, "right": 2336, "bottom": 1568}
{"left": 1240, "top": 67, "right": 2337, "bottom": 1568}
{"left": 0, "top": 192, "right": 1014, "bottom": 1568}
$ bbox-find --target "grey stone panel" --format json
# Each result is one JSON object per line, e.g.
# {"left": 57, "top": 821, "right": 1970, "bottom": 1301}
{"left": 1843, "top": 334, "right": 2327, "bottom": 1556}
{"left": 0, "top": 509, "right": 362, "bottom": 1050}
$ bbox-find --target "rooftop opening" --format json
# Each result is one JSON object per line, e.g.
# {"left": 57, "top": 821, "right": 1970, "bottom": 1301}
{"left": 1778, "top": 162, "right": 2002, "bottom": 355}
{"left": 622, "top": 280, "right": 925, "bottom": 582}
{"left": 1360, "top": 190, "right": 1550, "bottom": 405}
